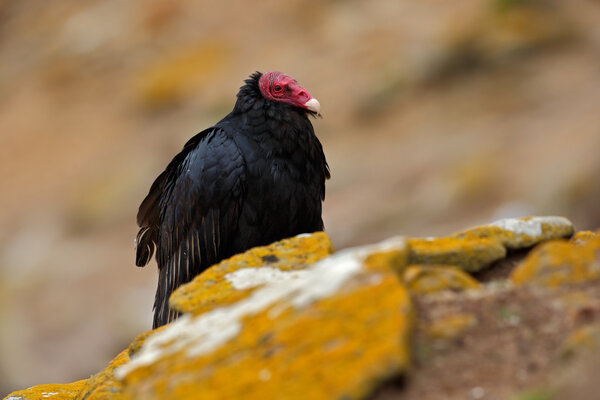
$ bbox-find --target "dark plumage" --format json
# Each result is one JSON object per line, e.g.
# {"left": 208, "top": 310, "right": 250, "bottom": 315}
{"left": 135, "top": 71, "right": 330, "bottom": 328}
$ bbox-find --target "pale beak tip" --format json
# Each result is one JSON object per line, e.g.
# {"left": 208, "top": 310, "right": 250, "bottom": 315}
{"left": 304, "top": 98, "right": 321, "bottom": 114}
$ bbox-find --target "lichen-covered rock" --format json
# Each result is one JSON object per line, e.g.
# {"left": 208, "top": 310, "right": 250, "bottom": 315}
{"left": 570, "top": 230, "right": 599, "bottom": 246}
{"left": 454, "top": 216, "right": 574, "bottom": 250}
{"left": 510, "top": 234, "right": 600, "bottom": 287}
{"left": 363, "top": 243, "right": 410, "bottom": 275}
{"left": 4, "top": 350, "right": 130, "bottom": 400}
{"left": 4, "top": 380, "right": 88, "bottom": 400}
{"left": 408, "top": 236, "right": 506, "bottom": 272}
{"left": 74, "top": 349, "right": 129, "bottom": 400}
{"left": 407, "top": 216, "right": 574, "bottom": 273}
{"left": 116, "top": 237, "right": 412, "bottom": 400}
{"left": 6, "top": 217, "right": 594, "bottom": 400}
{"left": 169, "top": 232, "right": 334, "bottom": 315}
{"left": 404, "top": 264, "right": 481, "bottom": 294}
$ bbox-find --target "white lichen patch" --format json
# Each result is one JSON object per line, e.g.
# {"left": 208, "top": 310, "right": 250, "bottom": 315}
{"left": 225, "top": 267, "right": 309, "bottom": 290}
{"left": 41, "top": 393, "right": 59, "bottom": 398}
{"left": 490, "top": 216, "right": 572, "bottom": 237}
{"left": 116, "top": 236, "right": 407, "bottom": 380}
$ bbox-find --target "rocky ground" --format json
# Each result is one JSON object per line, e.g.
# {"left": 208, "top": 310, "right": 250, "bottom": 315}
{"left": 5, "top": 216, "right": 600, "bottom": 400}
{"left": 1, "top": 0, "right": 600, "bottom": 395}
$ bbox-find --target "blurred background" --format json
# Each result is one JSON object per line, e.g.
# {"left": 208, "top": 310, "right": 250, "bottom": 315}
{"left": 1, "top": 0, "right": 599, "bottom": 394}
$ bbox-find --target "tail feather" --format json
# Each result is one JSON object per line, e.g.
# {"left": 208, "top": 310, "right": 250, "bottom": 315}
{"left": 152, "top": 262, "right": 181, "bottom": 328}
{"left": 135, "top": 227, "right": 156, "bottom": 267}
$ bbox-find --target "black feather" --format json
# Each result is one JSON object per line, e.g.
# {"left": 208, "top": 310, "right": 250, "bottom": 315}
{"left": 136, "top": 72, "right": 329, "bottom": 328}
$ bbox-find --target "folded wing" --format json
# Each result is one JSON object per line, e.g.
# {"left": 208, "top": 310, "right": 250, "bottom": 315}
{"left": 135, "top": 128, "right": 246, "bottom": 328}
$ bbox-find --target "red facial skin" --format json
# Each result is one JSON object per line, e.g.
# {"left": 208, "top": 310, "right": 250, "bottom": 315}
{"left": 258, "top": 71, "right": 314, "bottom": 110}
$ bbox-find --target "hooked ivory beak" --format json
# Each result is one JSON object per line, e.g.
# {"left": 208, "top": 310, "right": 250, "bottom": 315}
{"left": 304, "top": 98, "right": 321, "bottom": 114}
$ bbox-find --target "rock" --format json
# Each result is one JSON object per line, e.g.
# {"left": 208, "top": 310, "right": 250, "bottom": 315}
{"left": 408, "top": 236, "right": 506, "bottom": 272}
{"left": 4, "top": 380, "right": 87, "bottom": 400}
{"left": 5, "top": 349, "right": 130, "bottom": 400}
{"left": 404, "top": 264, "right": 481, "bottom": 294}
{"left": 74, "top": 349, "right": 129, "bottom": 400}
{"left": 407, "top": 216, "right": 574, "bottom": 273}
{"left": 116, "top": 236, "right": 413, "bottom": 400}
{"left": 169, "top": 232, "right": 334, "bottom": 315}
{"left": 5, "top": 233, "right": 412, "bottom": 400}
{"left": 6, "top": 216, "right": 599, "bottom": 400}
{"left": 510, "top": 231, "right": 600, "bottom": 287}
{"left": 570, "top": 230, "right": 600, "bottom": 245}
{"left": 455, "top": 216, "right": 574, "bottom": 249}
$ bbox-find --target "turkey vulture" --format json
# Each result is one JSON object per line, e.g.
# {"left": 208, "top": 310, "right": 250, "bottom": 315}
{"left": 135, "top": 71, "right": 330, "bottom": 328}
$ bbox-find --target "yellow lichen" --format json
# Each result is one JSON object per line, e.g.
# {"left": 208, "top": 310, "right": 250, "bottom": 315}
{"left": 4, "top": 380, "right": 88, "bottom": 400}
{"left": 404, "top": 264, "right": 481, "bottom": 294}
{"left": 169, "top": 232, "right": 334, "bottom": 315}
{"left": 570, "top": 230, "right": 599, "bottom": 246}
{"left": 128, "top": 326, "right": 168, "bottom": 357}
{"left": 120, "top": 246, "right": 412, "bottom": 400}
{"left": 363, "top": 244, "right": 409, "bottom": 275}
{"left": 12, "top": 219, "right": 584, "bottom": 400}
{"left": 425, "top": 313, "right": 477, "bottom": 340}
{"left": 4, "top": 346, "right": 131, "bottom": 400}
{"left": 75, "top": 349, "right": 130, "bottom": 400}
{"left": 408, "top": 236, "right": 505, "bottom": 272}
{"left": 510, "top": 236, "right": 600, "bottom": 287}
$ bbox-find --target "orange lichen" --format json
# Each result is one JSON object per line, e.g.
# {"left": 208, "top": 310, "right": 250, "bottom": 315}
{"left": 9, "top": 218, "right": 585, "bottom": 400}
{"left": 122, "top": 272, "right": 412, "bottom": 400}
{"left": 127, "top": 325, "right": 169, "bottom": 357}
{"left": 363, "top": 241, "right": 409, "bottom": 275}
{"left": 510, "top": 236, "right": 600, "bottom": 287}
{"left": 408, "top": 217, "right": 574, "bottom": 273}
{"left": 570, "top": 230, "right": 598, "bottom": 246}
{"left": 4, "top": 350, "right": 131, "bottom": 400}
{"left": 408, "top": 236, "right": 506, "bottom": 272}
{"left": 4, "top": 380, "right": 88, "bottom": 400}
{"left": 119, "top": 242, "right": 412, "bottom": 400}
{"left": 169, "top": 232, "right": 334, "bottom": 315}
{"left": 404, "top": 264, "right": 480, "bottom": 294}
{"left": 73, "top": 349, "right": 130, "bottom": 400}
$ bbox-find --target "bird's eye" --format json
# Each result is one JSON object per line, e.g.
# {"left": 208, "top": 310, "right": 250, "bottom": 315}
{"left": 274, "top": 85, "right": 282, "bottom": 92}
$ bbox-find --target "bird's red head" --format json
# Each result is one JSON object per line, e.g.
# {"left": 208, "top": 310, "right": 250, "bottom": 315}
{"left": 258, "top": 71, "right": 320, "bottom": 114}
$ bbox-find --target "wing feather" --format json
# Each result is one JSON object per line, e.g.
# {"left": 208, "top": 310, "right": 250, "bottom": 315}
{"left": 139, "top": 128, "right": 246, "bottom": 328}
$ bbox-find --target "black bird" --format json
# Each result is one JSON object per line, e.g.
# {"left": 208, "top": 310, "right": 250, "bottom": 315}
{"left": 135, "top": 71, "right": 330, "bottom": 328}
